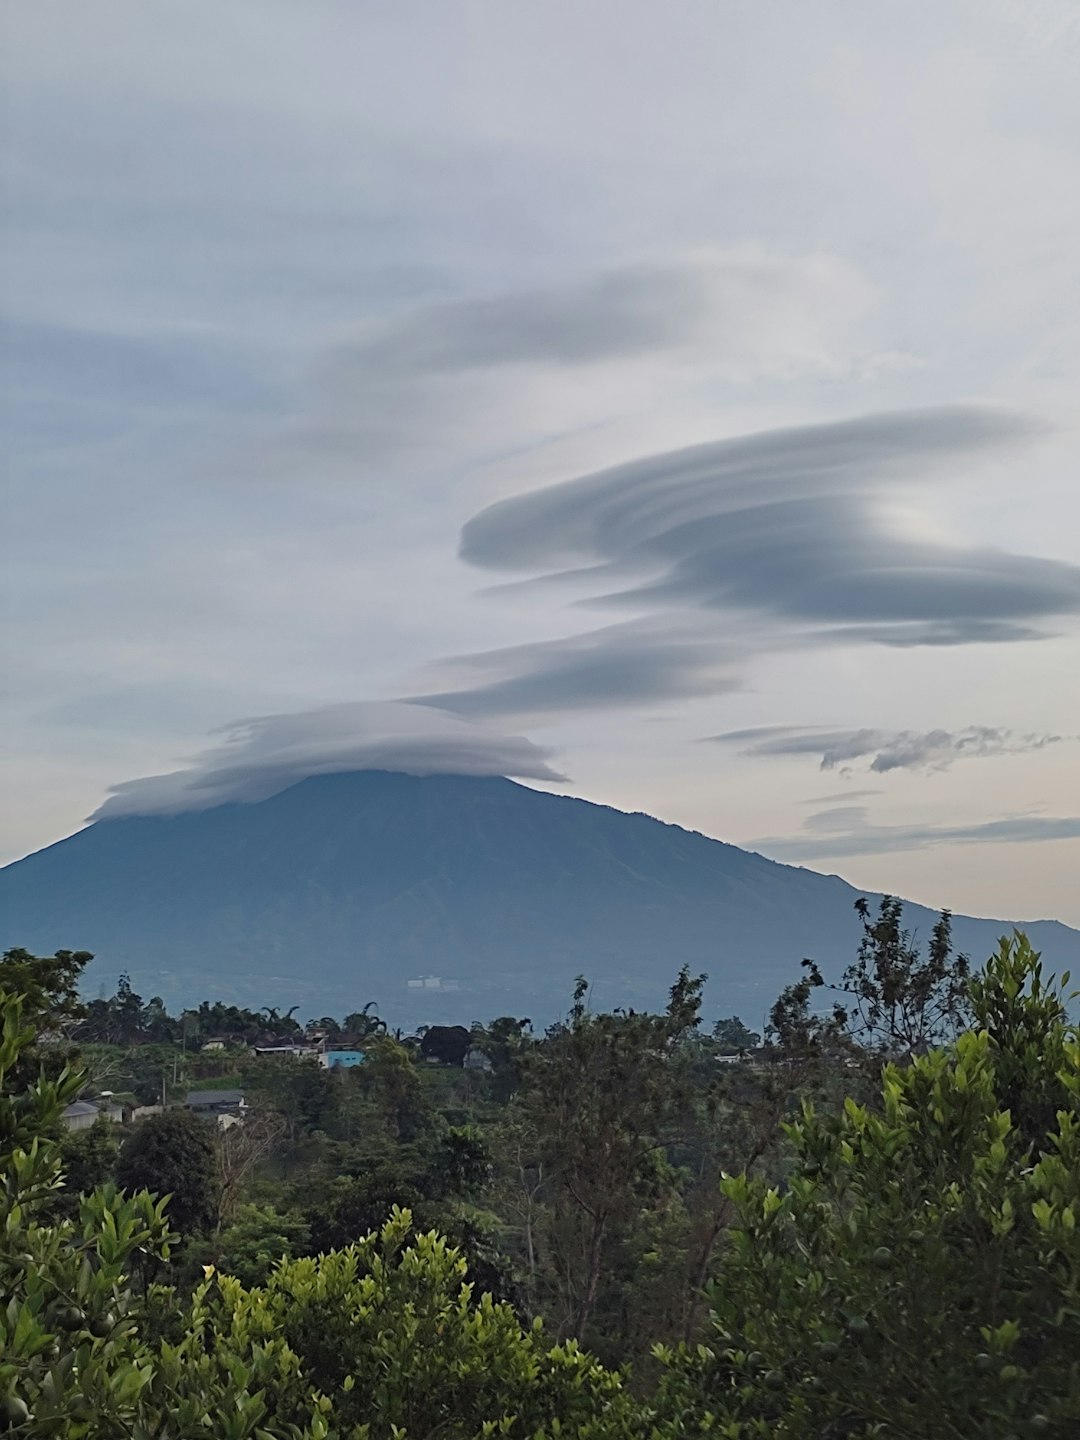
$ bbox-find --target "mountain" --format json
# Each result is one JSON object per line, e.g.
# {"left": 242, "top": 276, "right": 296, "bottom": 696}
{"left": 2, "top": 770, "right": 1077, "bottom": 1026}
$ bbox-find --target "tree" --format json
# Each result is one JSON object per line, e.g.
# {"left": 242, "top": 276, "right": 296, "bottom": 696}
{"left": 80, "top": 972, "right": 146, "bottom": 1046}
{"left": 655, "top": 932, "right": 1080, "bottom": 1437}
{"left": 197, "top": 1210, "right": 639, "bottom": 1439}
{"left": 419, "top": 1024, "right": 471, "bottom": 1067}
{"left": 802, "top": 895, "right": 973, "bottom": 1058}
{"left": 519, "top": 968, "right": 705, "bottom": 1343}
{"left": 216, "top": 1108, "right": 288, "bottom": 1230}
{"left": 261, "top": 1005, "right": 302, "bottom": 1039}
{"left": 116, "top": 1108, "right": 221, "bottom": 1237}
{"left": 0, "top": 947, "right": 90, "bottom": 1035}
{"left": 53, "top": 1116, "right": 119, "bottom": 1220}
{"left": 0, "top": 984, "right": 328, "bottom": 1438}
{"left": 342, "top": 1002, "right": 387, "bottom": 1039}
{"left": 475, "top": 1016, "right": 533, "bottom": 1102}
{"left": 712, "top": 1015, "right": 761, "bottom": 1051}
{"left": 0, "top": 947, "right": 91, "bottom": 1088}
{"left": 203, "top": 1203, "right": 311, "bottom": 1289}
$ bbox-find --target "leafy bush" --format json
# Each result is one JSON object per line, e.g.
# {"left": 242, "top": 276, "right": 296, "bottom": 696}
{"left": 655, "top": 934, "right": 1080, "bottom": 1437}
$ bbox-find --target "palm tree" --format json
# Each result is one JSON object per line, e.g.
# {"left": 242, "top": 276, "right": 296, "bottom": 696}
{"left": 343, "top": 1001, "right": 387, "bottom": 1039}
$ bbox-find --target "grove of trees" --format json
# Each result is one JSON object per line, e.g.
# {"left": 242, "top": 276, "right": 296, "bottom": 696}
{"left": 1, "top": 903, "right": 1077, "bottom": 1435}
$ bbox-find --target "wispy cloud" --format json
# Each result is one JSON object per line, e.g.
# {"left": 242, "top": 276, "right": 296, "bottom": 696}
{"left": 406, "top": 619, "right": 741, "bottom": 720}
{"left": 91, "top": 703, "right": 566, "bottom": 819}
{"left": 752, "top": 807, "right": 1080, "bottom": 861}
{"left": 259, "top": 250, "right": 872, "bottom": 477}
{"left": 708, "top": 724, "right": 1067, "bottom": 773}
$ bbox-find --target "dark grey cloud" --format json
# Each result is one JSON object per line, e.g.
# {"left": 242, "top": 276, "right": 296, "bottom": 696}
{"left": 709, "top": 724, "right": 1066, "bottom": 773}
{"left": 407, "top": 621, "right": 740, "bottom": 719}
{"left": 91, "top": 702, "right": 565, "bottom": 819}
{"left": 461, "top": 408, "right": 1076, "bottom": 638}
{"left": 753, "top": 808, "right": 1080, "bottom": 862}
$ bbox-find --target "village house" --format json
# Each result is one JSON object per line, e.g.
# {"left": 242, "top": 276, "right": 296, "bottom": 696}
{"left": 185, "top": 1089, "right": 246, "bottom": 1127}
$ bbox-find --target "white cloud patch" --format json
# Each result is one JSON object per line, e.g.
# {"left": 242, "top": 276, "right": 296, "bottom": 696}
{"left": 91, "top": 702, "right": 566, "bottom": 819}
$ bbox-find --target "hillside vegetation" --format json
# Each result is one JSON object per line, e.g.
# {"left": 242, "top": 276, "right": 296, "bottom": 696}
{"left": 2, "top": 898, "right": 1079, "bottom": 1434}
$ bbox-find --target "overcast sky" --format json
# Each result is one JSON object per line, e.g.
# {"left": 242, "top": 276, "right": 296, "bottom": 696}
{"left": 4, "top": 0, "right": 1079, "bottom": 926}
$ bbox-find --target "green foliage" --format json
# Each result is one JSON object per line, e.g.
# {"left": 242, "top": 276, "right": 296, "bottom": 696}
{"left": 197, "top": 1210, "right": 640, "bottom": 1438}
{"left": 53, "top": 1117, "right": 119, "bottom": 1219}
{"left": 0, "top": 948, "right": 89, "bottom": 1035}
{"left": 0, "top": 986, "right": 327, "bottom": 1438}
{"left": 4, "top": 927, "right": 1080, "bottom": 1435}
{"left": 657, "top": 932, "right": 1080, "bottom": 1436}
{"left": 202, "top": 1203, "right": 312, "bottom": 1289}
{"left": 518, "top": 967, "right": 705, "bottom": 1345}
{"left": 711, "top": 1016, "right": 760, "bottom": 1052}
{"left": 116, "top": 1108, "right": 221, "bottom": 1238}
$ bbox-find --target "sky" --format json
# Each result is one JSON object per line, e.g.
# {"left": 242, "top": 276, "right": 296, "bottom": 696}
{"left": 3, "top": 0, "right": 1080, "bottom": 926}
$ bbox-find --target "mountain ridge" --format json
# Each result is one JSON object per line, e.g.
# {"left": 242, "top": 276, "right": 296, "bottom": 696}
{"left": 2, "top": 769, "right": 1077, "bottom": 1025}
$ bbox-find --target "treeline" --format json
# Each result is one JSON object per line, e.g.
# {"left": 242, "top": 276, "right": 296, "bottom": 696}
{"left": 1, "top": 901, "right": 1078, "bottom": 1435}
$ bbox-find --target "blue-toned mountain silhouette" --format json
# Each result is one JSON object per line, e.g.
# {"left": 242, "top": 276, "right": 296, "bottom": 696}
{"left": 2, "top": 771, "right": 1077, "bottom": 1026}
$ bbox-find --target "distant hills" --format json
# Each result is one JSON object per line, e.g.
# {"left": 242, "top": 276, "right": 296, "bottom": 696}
{"left": 2, "top": 770, "right": 1077, "bottom": 1026}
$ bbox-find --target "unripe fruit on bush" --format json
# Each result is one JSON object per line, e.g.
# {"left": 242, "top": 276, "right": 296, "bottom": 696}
{"left": 764, "top": 1369, "right": 785, "bottom": 1390}
{"left": 89, "top": 1315, "right": 113, "bottom": 1339}
{"left": 0, "top": 1396, "right": 31, "bottom": 1430}
{"left": 745, "top": 1351, "right": 766, "bottom": 1370}
{"left": 872, "top": 1246, "right": 893, "bottom": 1267}
{"left": 816, "top": 1340, "right": 841, "bottom": 1361}
{"left": 975, "top": 1353, "right": 995, "bottom": 1372}
{"left": 54, "top": 1305, "right": 85, "bottom": 1332}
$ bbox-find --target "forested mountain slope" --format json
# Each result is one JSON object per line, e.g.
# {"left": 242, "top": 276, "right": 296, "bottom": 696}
{"left": 3, "top": 770, "right": 1077, "bottom": 1021}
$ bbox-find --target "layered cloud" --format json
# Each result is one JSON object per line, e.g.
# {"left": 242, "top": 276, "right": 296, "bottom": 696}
{"left": 462, "top": 408, "right": 1073, "bottom": 634}
{"left": 709, "top": 724, "right": 1066, "bottom": 773}
{"left": 407, "top": 619, "right": 741, "bottom": 720}
{"left": 752, "top": 806, "right": 1080, "bottom": 862}
{"left": 433, "top": 407, "right": 1077, "bottom": 723}
{"left": 91, "top": 702, "right": 565, "bottom": 819}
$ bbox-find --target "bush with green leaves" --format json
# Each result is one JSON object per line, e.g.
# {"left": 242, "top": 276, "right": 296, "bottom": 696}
{"left": 655, "top": 933, "right": 1080, "bottom": 1438}
{"left": 195, "top": 1209, "right": 645, "bottom": 1438}
{"left": 0, "top": 981, "right": 648, "bottom": 1437}
{"left": 0, "top": 987, "right": 328, "bottom": 1439}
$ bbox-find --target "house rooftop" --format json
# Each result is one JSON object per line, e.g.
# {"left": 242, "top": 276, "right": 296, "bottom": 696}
{"left": 185, "top": 1089, "right": 245, "bottom": 1107}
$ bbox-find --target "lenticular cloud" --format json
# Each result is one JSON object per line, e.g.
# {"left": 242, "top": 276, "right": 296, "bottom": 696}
{"left": 91, "top": 702, "right": 566, "bottom": 819}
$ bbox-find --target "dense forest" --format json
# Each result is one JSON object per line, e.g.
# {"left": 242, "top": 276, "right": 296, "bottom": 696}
{"left": 1, "top": 898, "right": 1077, "bottom": 1436}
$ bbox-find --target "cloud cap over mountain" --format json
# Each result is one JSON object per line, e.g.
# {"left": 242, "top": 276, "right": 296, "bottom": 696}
{"left": 92, "top": 703, "right": 565, "bottom": 820}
